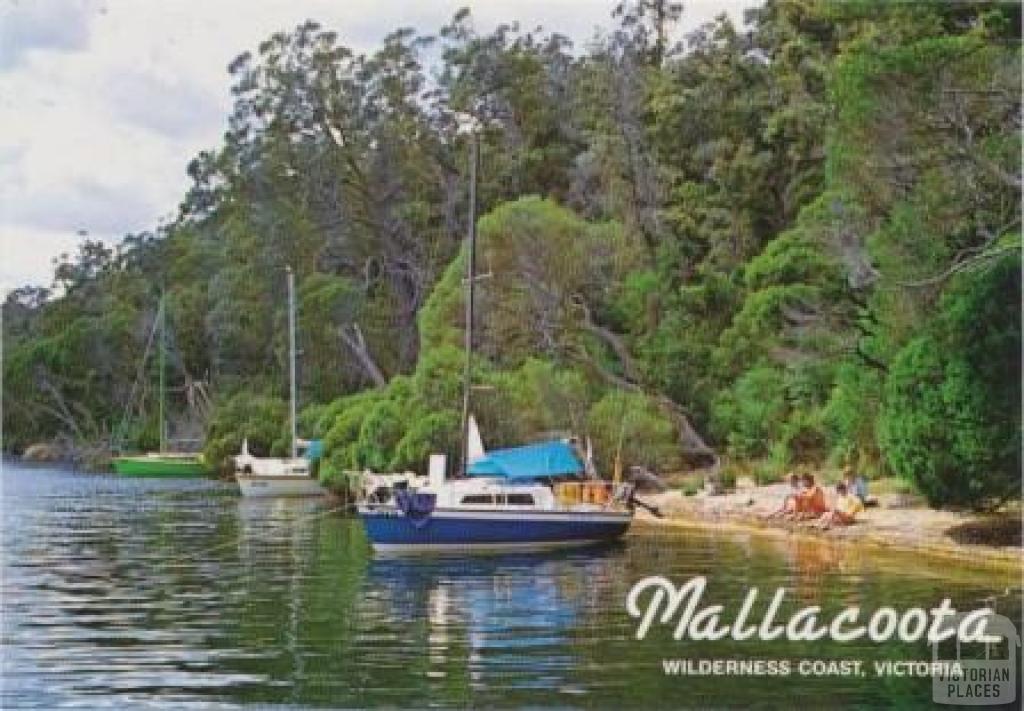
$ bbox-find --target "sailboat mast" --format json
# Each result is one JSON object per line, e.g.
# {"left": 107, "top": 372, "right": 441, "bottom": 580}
{"left": 287, "top": 266, "right": 298, "bottom": 460}
{"left": 459, "top": 129, "right": 480, "bottom": 477}
{"left": 158, "top": 292, "right": 166, "bottom": 454}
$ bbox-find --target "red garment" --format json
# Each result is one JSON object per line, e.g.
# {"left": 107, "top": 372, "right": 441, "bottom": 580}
{"left": 800, "top": 486, "right": 828, "bottom": 514}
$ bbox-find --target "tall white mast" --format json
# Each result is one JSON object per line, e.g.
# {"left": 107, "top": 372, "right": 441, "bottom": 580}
{"left": 287, "top": 266, "right": 297, "bottom": 460}
{"left": 459, "top": 122, "right": 480, "bottom": 477}
{"left": 158, "top": 291, "right": 166, "bottom": 454}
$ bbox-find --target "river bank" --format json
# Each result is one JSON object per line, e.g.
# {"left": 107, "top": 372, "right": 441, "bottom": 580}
{"left": 640, "top": 481, "right": 1022, "bottom": 573}
{"left": 12, "top": 448, "right": 1021, "bottom": 573}
{"left": 19, "top": 441, "right": 113, "bottom": 471}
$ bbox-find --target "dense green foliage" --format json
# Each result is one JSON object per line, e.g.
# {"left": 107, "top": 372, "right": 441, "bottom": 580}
{"left": 3, "top": 2, "right": 1020, "bottom": 507}
{"left": 879, "top": 252, "right": 1021, "bottom": 509}
{"left": 204, "top": 393, "right": 289, "bottom": 469}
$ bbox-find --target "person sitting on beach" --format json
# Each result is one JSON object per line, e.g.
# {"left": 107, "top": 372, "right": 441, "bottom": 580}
{"left": 841, "top": 466, "right": 879, "bottom": 507}
{"left": 841, "top": 466, "right": 868, "bottom": 502}
{"left": 809, "top": 482, "right": 864, "bottom": 530}
{"left": 764, "top": 472, "right": 802, "bottom": 519}
{"left": 786, "top": 473, "right": 828, "bottom": 520}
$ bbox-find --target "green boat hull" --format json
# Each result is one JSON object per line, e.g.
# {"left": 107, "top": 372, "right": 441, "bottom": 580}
{"left": 112, "top": 455, "right": 211, "bottom": 478}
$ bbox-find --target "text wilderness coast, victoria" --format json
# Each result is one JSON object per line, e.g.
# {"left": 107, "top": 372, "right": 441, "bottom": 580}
{"left": 627, "top": 576, "right": 1002, "bottom": 644}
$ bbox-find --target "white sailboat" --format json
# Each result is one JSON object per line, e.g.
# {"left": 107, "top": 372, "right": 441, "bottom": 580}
{"left": 235, "top": 266, "right": 325, "bottom": 498}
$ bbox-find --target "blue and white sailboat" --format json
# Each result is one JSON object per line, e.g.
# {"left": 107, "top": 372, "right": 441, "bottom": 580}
{"left": 358, "top": 123, "right": 634, "bottom": 553}
{"left": 358, "top": 436, "right": 634, "bottom": 553}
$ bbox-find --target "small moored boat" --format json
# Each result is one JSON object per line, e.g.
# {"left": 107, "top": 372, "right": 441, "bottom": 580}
{"left": 234, "top": 439, "right": 325, "bottom": 497}
{"left": 112, "top": 452, "right": 210, "bottom": 478}
{"left": 112, "top": 293, "right": 212, "bottom": 478}
{"left": 234, "top": 267, "right": 325, "bottom": 498}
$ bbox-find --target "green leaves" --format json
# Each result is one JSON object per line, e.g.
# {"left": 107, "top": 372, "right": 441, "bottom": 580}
{"left": 879, "top": 252, "right": 1021, "bottom": 509}
{"left": 203, "top": 392, "right": 289, "bottom": 472}
{"left": 3, "top": 2, "right": 1018, "bottom": 512}
{"left": 587, "top": 389, "right": 680, "bottom": 473}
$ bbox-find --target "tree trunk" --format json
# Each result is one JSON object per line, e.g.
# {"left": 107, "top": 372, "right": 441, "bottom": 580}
{"left": 340, "top": 323, "right": 387, "bottom": 387}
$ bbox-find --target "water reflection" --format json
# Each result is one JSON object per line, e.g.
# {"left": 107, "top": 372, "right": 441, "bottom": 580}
{"left": 2, "top": 464, "right": 1020, "bottom": 709}
{"left": 364, "top": 549, "right": 622, "bottom": 691}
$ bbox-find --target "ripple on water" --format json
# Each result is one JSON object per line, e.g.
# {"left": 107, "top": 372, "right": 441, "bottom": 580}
{"left": 2, "top": 463, "right": 1021, "bottom": 709}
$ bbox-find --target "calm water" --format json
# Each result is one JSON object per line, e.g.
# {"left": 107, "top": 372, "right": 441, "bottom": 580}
{"left": 1, "top": 462, "right": 1020, "bottom": 709}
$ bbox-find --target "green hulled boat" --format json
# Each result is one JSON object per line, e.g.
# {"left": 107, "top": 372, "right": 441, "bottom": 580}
{"left": 112, "top": 293, "right": 212, "bottom": 479}
{"left": 112, "top": 453, "right": 211, "bottom": 477}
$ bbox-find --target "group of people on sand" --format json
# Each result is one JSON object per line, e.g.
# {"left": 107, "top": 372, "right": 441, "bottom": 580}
{"left": 765, "top": 468, "right": 869, "bottom": 530}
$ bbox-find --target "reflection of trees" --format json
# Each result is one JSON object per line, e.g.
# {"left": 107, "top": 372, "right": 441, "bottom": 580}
{"left": 218, "top": 499, "right": 368, "bottom": 706}
{"left": 3, "top": 475, "right": 263, "bottom": 701}
{"left": 10, "top": 475, "right": 1019, "bottom": 708}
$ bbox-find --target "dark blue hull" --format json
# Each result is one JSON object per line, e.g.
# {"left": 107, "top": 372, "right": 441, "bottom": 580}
{"left": 359, "top": 508, "right": 631, "bottom": 552}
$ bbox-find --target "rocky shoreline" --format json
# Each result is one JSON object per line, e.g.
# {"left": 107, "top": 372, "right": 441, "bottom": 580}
{"left": 19, "top": 441, "right": 112, "bottom": 471}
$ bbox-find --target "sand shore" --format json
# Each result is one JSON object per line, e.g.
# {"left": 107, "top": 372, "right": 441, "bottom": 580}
{"left": 639, "top": 481, "right": 1022, "bottom": 572}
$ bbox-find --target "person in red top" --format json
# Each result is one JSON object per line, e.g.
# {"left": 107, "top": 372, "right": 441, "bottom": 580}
{"left": 785, "top": 473, "right": 828, "bottom": 520}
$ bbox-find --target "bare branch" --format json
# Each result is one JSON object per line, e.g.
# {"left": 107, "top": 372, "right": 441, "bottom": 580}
{"left": 572, "top": 295, "right": 641, "bottom": 383}
{"left": 339, "top": 323, "right": 388, "bottom": 387}
{"left": 895, "top": 244, "right": 1019, "bottom": 290}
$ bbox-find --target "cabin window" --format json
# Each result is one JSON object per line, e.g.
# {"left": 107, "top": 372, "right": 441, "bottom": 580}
{"left": 461, "top": 494, "right": 496, "bottom": 505}
{"left": 505, "top": 494, "right": 535, "bottom": 505}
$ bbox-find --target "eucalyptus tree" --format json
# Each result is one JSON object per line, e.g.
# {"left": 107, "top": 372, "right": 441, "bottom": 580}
{"left": 181, "top": 21, "right": 463, "bottom": 393}
{"left": 435, "top": 9, "right": 583, "bottom": 204}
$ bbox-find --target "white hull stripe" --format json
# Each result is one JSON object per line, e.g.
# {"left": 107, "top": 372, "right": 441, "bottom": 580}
{"left": 359, "top": 507, "right": 632, "bottom": 524}
{"left": 237, "top": 477, "right": 325, "bottom": 497}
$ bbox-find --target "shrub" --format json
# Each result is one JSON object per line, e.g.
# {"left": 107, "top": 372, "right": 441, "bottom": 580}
{"left": 711, "top": 365, "right": 787, "bottom": 459}
{"left": 353, "top": 399, "right": 405, "bottom": 471}
{"left": 777, "top": 409, "right": 828, "bottom": 466}
{"left": 587, "top": 391, "right": 681, "bottom": 473}
{"left": 878, "top": 255, "right": 1021, "bottom": 509}
{"left": 320, "top": 389, "right": 389, "bottom": 479}
{"left": 823, "top": 362, "right": 886, "bottom": 474}
{"left": 390, "top": 411, "right": 460, "bottom": 472}
{"left": 718, "top": 469, "right": 737, "bottom": 491}
{"left": 753, "top": 460, "right": 784, "bottom": 486}
{"left": 203, "top": 392, "right": 287, "bottom": 472}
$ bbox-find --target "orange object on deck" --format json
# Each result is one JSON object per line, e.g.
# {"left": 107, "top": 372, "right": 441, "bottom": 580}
{"left": 555, "top": 482, "right": 582, "bottom": 506}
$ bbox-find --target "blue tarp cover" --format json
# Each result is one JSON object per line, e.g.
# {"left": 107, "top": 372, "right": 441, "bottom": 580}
{"left": 304, "top": 440, "right": 323, "bottom": 461}
{"left": 467, "top": 440, "right": 583, "bottom": 479}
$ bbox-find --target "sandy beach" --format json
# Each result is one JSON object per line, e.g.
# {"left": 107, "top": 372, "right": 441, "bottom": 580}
{"left": 640, "top": 481, "right": 1022, "bottom": 572}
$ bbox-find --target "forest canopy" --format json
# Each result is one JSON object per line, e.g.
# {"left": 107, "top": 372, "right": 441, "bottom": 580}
{"left": 3, "top": 1, "right": 1020, "bottom": 509}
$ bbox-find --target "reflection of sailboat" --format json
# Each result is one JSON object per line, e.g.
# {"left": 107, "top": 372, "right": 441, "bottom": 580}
{"left": 233, "top": 495, "right": 324, "bottom": 690}
{"left": 358, "top": 125, "right": 634, "bottom": 552}
{"left": 112, "top": 293, "right": 211, "bottom": 477}
{"left": 235, "top": 267, "right": 324, "bottom": 497}
{"left": 364, "top": 550, "right": 594, "bottom": 627}
{"left": 363, "top": 547, "right": 619, "bottom": 687}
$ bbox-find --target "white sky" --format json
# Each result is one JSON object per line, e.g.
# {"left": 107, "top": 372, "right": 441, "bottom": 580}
{"left": 0, "top": 0, "right": 753, "bottom": 294}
